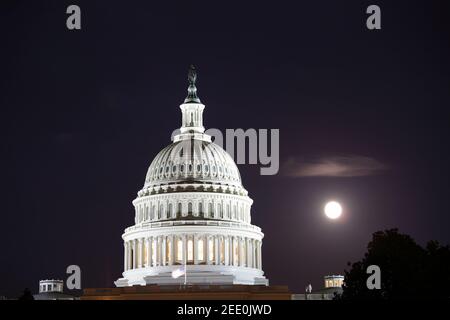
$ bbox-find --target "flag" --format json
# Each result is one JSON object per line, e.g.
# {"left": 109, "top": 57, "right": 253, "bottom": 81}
{"left": 171, "top": 265, "right": 186, "bottom": 279}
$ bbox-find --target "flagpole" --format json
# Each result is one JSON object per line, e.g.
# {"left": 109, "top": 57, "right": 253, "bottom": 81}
{"left": 184, "top": 261, "right": 187, "bottom": 286}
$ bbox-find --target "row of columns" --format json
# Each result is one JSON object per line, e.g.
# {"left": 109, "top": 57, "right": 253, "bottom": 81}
{"left": 136, "top": 201, "right": 250, "bottom": 224}
{"left": 124, "top": 234, "right": 262, "bottom": 271}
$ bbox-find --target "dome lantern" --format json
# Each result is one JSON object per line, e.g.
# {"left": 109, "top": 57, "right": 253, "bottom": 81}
{"left": 179, "top": 65, "right": 205, "bottom": 135}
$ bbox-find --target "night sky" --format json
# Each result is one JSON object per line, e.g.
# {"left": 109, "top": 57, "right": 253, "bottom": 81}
{"left": 1, "top": 0, "right": 450, "bottom": 297}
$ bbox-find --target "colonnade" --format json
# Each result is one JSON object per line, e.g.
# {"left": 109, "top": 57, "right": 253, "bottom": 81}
{"left": 135, "top": 197, "right": 251, "bottom": 224}
{"left": 124, "top": 234, "right": 262, "bottom": 271}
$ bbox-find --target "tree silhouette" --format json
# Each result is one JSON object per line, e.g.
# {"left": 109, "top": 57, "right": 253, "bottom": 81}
{"left": 18, "top": 288, "right": 34, "bottom": 301}
{"left": 339, "top": 229, "right": 450, "bottom": 300}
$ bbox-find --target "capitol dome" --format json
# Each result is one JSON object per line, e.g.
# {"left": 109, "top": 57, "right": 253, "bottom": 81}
{"left": 143, "top": 138, "right": 243, "bottom": 190}
{"left": 115, "top": 66, "right": 268, "bottom": 287}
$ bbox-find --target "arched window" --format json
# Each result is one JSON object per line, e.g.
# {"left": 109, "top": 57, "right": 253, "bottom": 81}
{"left": 178, "top": 202, "right": 182, "bottom": 216}
{"left": 217, "top": 203, "right": 222, "bottom": 218}
{"left": 168, "top": 203, "right": 173, "bottom": 218}
{"left": 159, "top": 204, "right": 164, "bottom": 219}
{"left": 188, "top": 202, "right": 193, "bottom": 215}
{"left": 208, "top": 202, "right": 213, "bottom": 217}
{"left": 198, "top": 202, "right": 203, "bottom": 216}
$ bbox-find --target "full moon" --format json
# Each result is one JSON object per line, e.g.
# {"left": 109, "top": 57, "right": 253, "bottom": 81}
{"left": 324, "top": 201, "right": 342, "bottom": 219}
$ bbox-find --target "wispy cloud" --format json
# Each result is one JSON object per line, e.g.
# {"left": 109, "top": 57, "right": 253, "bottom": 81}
{"left": 283, "top": 155, "right": 387, "bottom": 177}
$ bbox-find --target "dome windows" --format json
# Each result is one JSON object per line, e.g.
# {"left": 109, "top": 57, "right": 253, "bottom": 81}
{"left": 144, "top": 140, "right": 243, "bottom": 188}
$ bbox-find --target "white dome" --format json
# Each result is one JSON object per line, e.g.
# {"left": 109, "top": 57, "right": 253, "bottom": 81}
{"left": 144, "top": 139, "right": 242, "bottom": 188}
{"left": 115, "top": 66, "right": 267, "bottom": 287}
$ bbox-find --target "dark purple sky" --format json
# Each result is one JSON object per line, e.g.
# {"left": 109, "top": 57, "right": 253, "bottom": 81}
{"left": 1, "top": 0, "right": 450, "bottom": 297}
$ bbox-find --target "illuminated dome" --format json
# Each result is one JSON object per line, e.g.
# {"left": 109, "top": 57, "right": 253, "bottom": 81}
{"left": 115, "top": 66, "right": 268, "bottom": 287}
{"left": 143, "top": 139, "right": 243, "bottom": 190}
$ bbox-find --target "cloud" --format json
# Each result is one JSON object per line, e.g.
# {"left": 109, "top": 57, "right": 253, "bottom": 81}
{"left": 283, "top": 155, "right": 387, "bottom": 177}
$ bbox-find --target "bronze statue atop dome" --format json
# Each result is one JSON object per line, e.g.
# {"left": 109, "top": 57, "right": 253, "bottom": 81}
{"left": 188, "top": 64, "right": 197, "bottom": 85}
{"left": 185, "top": 64, "right": 201, "bottom": 103}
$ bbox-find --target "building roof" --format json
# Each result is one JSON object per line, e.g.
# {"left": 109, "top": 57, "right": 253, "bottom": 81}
{"left": 33, "top": 292, "right": 77, "bottom": 300}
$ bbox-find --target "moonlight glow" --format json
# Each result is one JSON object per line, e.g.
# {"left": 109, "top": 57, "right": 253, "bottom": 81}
{"left": 324, "top": 201, "right": 342, "bottom": 219}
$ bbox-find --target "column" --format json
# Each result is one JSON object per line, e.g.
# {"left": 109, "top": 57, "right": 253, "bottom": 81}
{"left": 206, "top": 235, "right": 210, "bottom": 265}
{"left": 194, "top": 234, "right": 199, "bottom": 265}
{"left": 232, "top": 236, "right": 235, "bottom": 265}
{"left": 244, "top": 238, "right": 248, "bottom": 267}
{"left": 138, "top": 238, "right": 143, "bottom": 268}
{"left": 257, "top": 241, "right": 262, "bottom": 270}
{"left": 239, "top": 237, "right": 244, "bottom": 267}
{"left": 154, "top": 236, "right": 159, "bottom": 266}
{"left": 149, "top": 236, "right": 154, "bottom": 267}
{"left": 231, "top": 236, "right": 235, "bottom": 266}
{"left": 241, "top": 237, "right": 245, "bottom": 267}
{"left": 254, "top": 240, "right": 258, "bottom": 269}
{"left": 253, "top": 240, "right": 257, "bottom": 268}
{"left": 162, "top": 236, "right": 167, "bottom": 266}
{"left": 245, "top": 239, "right": 250, "bottom": 268}
{"left": 146, "top": 238, "right": 151, "bottom": 267}
{"left": 170, "top": 235, "right": 175, "bottom": 265}
{"left": 128, "top": 241, "right": 132, "bottom": 270}
{"left": 142, "top": 238, "right": 146, "bottom": 267}
{"left": 182, "top": 234, "right": 187, "bottom": 266}
{"left": 224, "top": 236, "right": 230, "bottom": 265}
{"left": 249, "top": 239, "right": 255, "bottom": 268}
{"left": 239, "top": 238, "right": 243, "bottom": 267}
{"left": 123, "top": 241, "right": 128, "bottom": 271}
{"left": 238, "top": 237, "right": 242, "bottom": 266}
{"left": 132, "top": 239, "right": 136, "bottom": 269}
{"left": 214, "top": 235, "right": 219, "bottom": 265}
{"left": 157, "top": 236, "right": 161, "bottom": 266}
{"left": 246, "top": 238, "right": 250, "bottom": 267}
